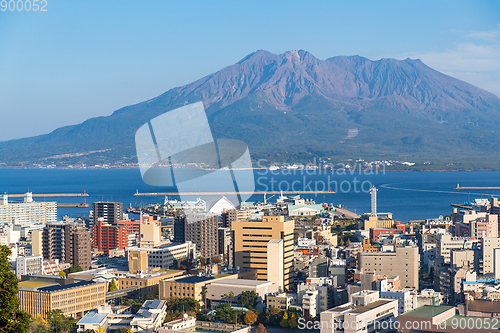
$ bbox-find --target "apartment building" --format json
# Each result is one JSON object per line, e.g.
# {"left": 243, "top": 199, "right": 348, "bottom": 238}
{"left": 358, "top": 246, "right": 419, "bottom": 289}
{"left": 16, "top": 255, "right": 43, "bottom": 278}
{"left": 18, "top": 277, "right": 106, "bottom": 318}
{"left": 174, "top": 212, "right": 218, "bottom": 260}
{"left": 221, "top": 209, "right": 250, "bottom": 228}
{"left": 127, "top": 241, "right": 196, "bottom": 272}
{"left": 232, "top": 215, "right": 295, "bottom": 291}
{"left": 436, "top": 233, "right": 477, "bottom": 264}
{"left": 42, "top": 222, "right": 92, "bottom": 270}
{"left": 92, "top": 218, "right": 129, "bottom": 255}
{"left": 0, "top": 193, "right": 56, "bottom": 225}
{"left": 482, "top": 237, "right": 500, "bottom": 275}
{"left": 92, "top": 202, "right": 123, "bottom": 225}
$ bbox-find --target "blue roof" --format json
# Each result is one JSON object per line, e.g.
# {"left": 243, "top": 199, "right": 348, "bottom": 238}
{"left": 173, "top": 276, "right": 214, "bottom": 284}
{"left": 77, "top": 310, "right": 108, "bottom": 325}
{"left": 38, "top": 280, "right": 96, "bottom": 292}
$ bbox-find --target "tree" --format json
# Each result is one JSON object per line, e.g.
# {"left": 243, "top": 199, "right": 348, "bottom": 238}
{"left": 58, "top": 270, "right": 66, "bottom": 277}
{"left": 96, "top": 325, "right": 106, "bottom": 333}
{"left": 237, "top": 290, "right": 258, "bottom": 309}
{"left": 68, "top": 265, "right": 83, "bottom": 273}
{"left": 198, "top": 256, "right": 206, "bottom": 267}
{"left": 229, "top": 291, "right": 235, "bottom": 304}
{"left": 0, "top": 245, "right": 31, "bottom": 333}
{"left": 243, "top": 310, "right": 257, "bottom": 325}
{"left": 223, "top": 293, "right": 228, "bottom": 303}
{"left": 288, "top": 312, "right": 298, "bottom": 329}
{"left": 280, "top": 311, "right": 289, "bottom": 328}
{"left": 47, "top": 309, "right": 75, "bottom": 333}
{"left": 30, "top": 314, "right": 50, "bottom": 333}
{"left": 109, "top": 278, "right": 118, "bottom": 291}
{"left": 256, "top": 323, "right": 267, "bottom": 333}
{"left": 200, "top": 286, "right": 208, "bottom": 311}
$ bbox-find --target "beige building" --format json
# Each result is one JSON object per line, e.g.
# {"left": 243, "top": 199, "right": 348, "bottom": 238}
{"left": 118, "top": 270, "right": 184, "bottom": 297}
{"left": 482, "top": 237, "right": 500, "bottom": 274}
{"left": 358, "top": 246, "right": 419, "bottom": 289}
{"left": 18, "top": 278, "right": 106, "bottom": 318}
{"left": 267, "top": 239, "right": 284, "bottom": 291}
{"left": 232, "top": 215, "right": 295, "bottom": 290}
{"left": 206, "top": 279, "right": 277, "bottom": 309}
{"left": 320, "top": 290, "right": 398, "bottom": 333}
{"left": 436, "top": 234, "right": 477, "bottom": 264}
{"left": 221, "top": 209, "right": 250, "bottom": 228}
{"left": 128, "top": 241, "right": 196, "bottom": 273}
{"left": 159, "top": 274, "right": 239, "bottom": 303}
{"left": 139, "top": 221, "right": 161, "bottom": 247}
{"left": 31, "top": 229, "right": 43, "bottom": 256}
{"left": 128, "top": 249, "right": 149, "bottom": 274}
{"left": 359, "top": 213, "right": 394, "bottom": 230}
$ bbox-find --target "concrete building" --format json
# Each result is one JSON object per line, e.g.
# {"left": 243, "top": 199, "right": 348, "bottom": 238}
{"left": 16, "top": 255, "right": 43, "bottom": 279}
{"left": 92, "top": 201, "right": 123, "bottom": 225}
{"left": 298, "top": 277, "right": 337, "bottom": 315}
{"left": 18, "top": 277, "right": 107, "bottom": 318}
{"left": 92, "top": 218, "right": 129, "bottom": 255}
{"left": 205, "top": 279, "right": 277, "bottom": 311}
{"left": 482, "top": 237, "right": 500, "bottom": 275}
{"left": 174, "top": 212, "right": 218, "bottom": 260}
{"left": 436, "top": 234, "right": 477, "bottom": 264}
{"left": 416, "top": 289, "right": 443, "bottom": 307}
{"left": 0, "top": 193, "right": 56, "bottom": 225}
{"left": 267, "top": 239, "right": 284, "bottom": 291}
{"left": 31, "top": 228, "right": 43, "bottom": 256}
{"left": 232, "top": 215, "right": 295, "bottom": 291}
{"left": 320, "top": 290, "right": 398, "bottom": 333}
{"left": 139, "top": 220, "right": 161, "bottom": 247}
{"left": 118, "top": 270, "right": 184, "bottom": 297}
{"left": 380, "top": 289, "right": 417, "bottom": 315}
{"left": 266, "top": 293, "right": 298, "bottom": 310}
{"left": 159, "top": 275, "right": 239, "bottom": 303}
{"left": 221, "top": 209, "right": 250, "bottom": 229}
{"left": 218, "top": 228, "right": 232, "bottom": 262}
{"left": 358, "top": 246, "right": 419, "bottom": 289}
{"left": 42, "top": 222, "right": 92, "bottom": 270}
{"left": 127, "top": 241, "right": 196, "bottom": 272}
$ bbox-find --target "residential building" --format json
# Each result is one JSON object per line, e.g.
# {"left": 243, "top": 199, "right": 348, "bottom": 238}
{"left": 266, "top": 293, "right": 298, "bottom": 310}
{"left": 380, "top": 289, "right": 417, "bottom": 315}
{"left": 92, "top": 201, "right": 123, "bottom": 225}
{"left": 127, "top": 241, "right": 196, "bottom": 272}
{"left": 174, "top": 212, "right": 218, "bottom": 260}
{"left": 159, "top": 275, "right": 239, "bottom": 303}
{"left": 16, "top": 255, "right": 43, "bottom": 279}
{"left": 218, "top": 228, "right": 232, "bottom": 263}
{"left": 358, "top": 246, "right": 419, "bottom": 289}
{"left": 0, "top": 193, "right": 56, "bottom": 225}
{"left": 232, "top": 215, "right": 295, "bottom": 291}
{"left": 435, "top": 233, "right": 477, "bottom": 265}
{"left": 482, "top": 237, "right": 500, "bottom": 275}
{"left": 221, "top": 209, "right": 250, "bottom": 229}
{"left": 92, "top": 218, "right": 129, "bottom": 255}
{"left": 298, "top": 277, "right": 337, "bottom": 314}
{"left": 42, "top": 222, "right": 92, "bottom": 270}
{"left": 139, "top": 220, "right": 161, "bottom": 247}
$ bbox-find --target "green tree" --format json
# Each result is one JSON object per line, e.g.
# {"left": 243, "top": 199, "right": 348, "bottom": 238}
{"left": 109, "top": 278, "right": 118, "bottom": 291}
{"left": 288, "top": 312, "right": 298, "bottom": 329}
{"left": 47, "top": 309, "right": 75, "bottom": 333}
{"left": 198, "top": 256, "right": 206, "bottom": 267}
{"left": 30, "top": 314, "right": 50, "bottom": 333}
{"left": 0, "top": 245, "right": 31, "bottom": 333}
{"left": 229, "top": 291, "right": 235, "bottom": 304}
{"left": 280, "top": 311, "right": 289, "bottom": 328}
{"left": 68, "top": 265, "right": 83, "bottom": 273}
{"left": 200, "top": 286, "right": 208, "bottom": 311}
{"left": 58, "top": 270, "right": 66, "bottom": 277}
{"left": 237, "top": 290, "right": 258, "bottom": 309}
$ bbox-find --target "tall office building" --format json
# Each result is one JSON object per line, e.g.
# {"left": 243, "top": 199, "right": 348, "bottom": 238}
{"left": 0, "top": 193, "right": 56, "bottom": 225}
{"left": 174, "top": 211, "right": 218, "bottom": 260}
{"left": 232, "top": 215, "right": 295, "bottom": 291}
{"left": 42, "top": 222, "right": 91, "bottom": 270}
{"left": 92, "top": 202, "right": 123, "bottom": 225}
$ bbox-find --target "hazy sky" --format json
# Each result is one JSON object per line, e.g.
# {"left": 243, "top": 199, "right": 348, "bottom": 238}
{"left": 0, "top": 0, "right": 499, "bottom": 141}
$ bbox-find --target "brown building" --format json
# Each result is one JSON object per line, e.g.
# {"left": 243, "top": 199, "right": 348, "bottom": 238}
{"left": 42, "top": 222, "right": 91, "bottom": 270}
{"left": 358, "top": 245, "right": 419, "bottom": 289}
{"left": 92, "top": 218, "right": 129, "bottom": 255}
{"left": 221, "top": 209, "right": 250, "bottom": 229}
{"left": 18, "top": 276, "right": 106, "bottom": 318}
{"left": 232, "top": 215, "right": 295, "bottom": 291}
{"left": 117, "top": 270, "right": 185, "bottom": 297}
{"left": 174, "top": 212, "right": 218, "bottom": 261}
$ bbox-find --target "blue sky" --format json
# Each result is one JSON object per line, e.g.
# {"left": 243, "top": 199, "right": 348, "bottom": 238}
{"left": 0, "top": 0, "right": 499, "bottom": 141}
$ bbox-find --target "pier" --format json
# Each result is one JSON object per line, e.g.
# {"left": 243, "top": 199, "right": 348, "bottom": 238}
{"left": 451, "top": 203, "right": 472, "bottom": 209}
{"left": 7, "top": 192, "right": 89, "bottom": 198}
{"left": 57, "top": 203, "right": 89, "bottom": 208}
{"left": 454, "top": 186, "right": 500, "bottom": 190}
{"left": 134, "top": 190, "right": 335, "bottom": 196}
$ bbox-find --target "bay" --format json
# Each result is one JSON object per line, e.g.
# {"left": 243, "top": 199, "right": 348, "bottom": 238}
{"left": 1, "top": 167, "right": 500, "bottom": 222}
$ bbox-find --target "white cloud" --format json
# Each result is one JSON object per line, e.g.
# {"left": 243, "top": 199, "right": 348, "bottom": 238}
{"left": 408, "top": 25, "right": 500, "bottom": 98}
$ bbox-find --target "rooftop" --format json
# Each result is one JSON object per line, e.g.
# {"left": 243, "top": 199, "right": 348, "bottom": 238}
{"left": 328, "top": 300, "right": 395, "bottom": 314}
{"left": 400, "top": 305, "right": 455, "bottom": 318}
{"left": 77, "top": 310, "right": 108, "bottom": 325}
{"left": 169, "top": 276, "right": 215, "bottom": 284}
{"left": 18, "top": 281, "right": 55, "bottom": 289}
{"left": 209, "top": 278, "right": 272, "bottom": 287}
{"left": 38, "top": 280, "right": 97, "bottom": 292}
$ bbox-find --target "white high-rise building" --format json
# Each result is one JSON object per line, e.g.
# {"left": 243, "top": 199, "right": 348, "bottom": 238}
{"left": 370, "top": 186, "right": 377, "bottom": 216}
{"left": 0, "top": 193, "right": 56, "bottom": 226}
{"left": 16, "top": 255, "right": 43, "bottom": 279}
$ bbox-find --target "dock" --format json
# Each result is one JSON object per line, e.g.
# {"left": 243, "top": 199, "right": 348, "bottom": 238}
{"left": 451, "top": 203, "right": 472, "bottom": 209}
{"left": 134, "top": 190, "right": 335, "bottom": 196}
{"left": 7, "top": 192, "right": 89, "bottom": 198}
{"left": 454, "top": 186, "right": 500, "bottom": 190}
{"left": 57, "top": 203, "right": 90, "bottom": 208}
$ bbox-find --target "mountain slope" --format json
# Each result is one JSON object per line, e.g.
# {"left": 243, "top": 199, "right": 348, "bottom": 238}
{"left": 1, "top": 50, "right": 499, "bottom": 167}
